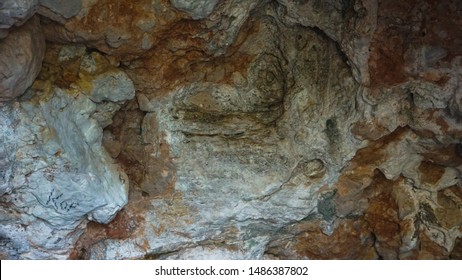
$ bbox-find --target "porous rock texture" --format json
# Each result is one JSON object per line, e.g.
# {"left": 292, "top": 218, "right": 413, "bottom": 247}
{"left": 1, "top": 0, "right": 462, "bottom": 260}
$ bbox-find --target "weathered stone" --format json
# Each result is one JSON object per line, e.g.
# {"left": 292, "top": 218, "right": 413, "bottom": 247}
{"left": 0, "top": 0, "right": 38, "bottom": 30}
{"left": 39, "top": 0, "right": 82, "bottom": 19}
{"left": 40, "top": 0, "right": 185, "bottom": 55}
{"left": 265, "top": 219, "right": 377, "bottom": 259}
{"left": 1, "top": 0, "right": 462, "bottom": 260}
{"left": 369, "top": 0, "right": 462, "bottom": 87}
{"left": 170, "top": 0, "right": 220, "bottom": 20}
{"left": 77, "top": 53, "right": 135, "bottom": 103}
{"left": 274, "top": 0, "right": 378, "bottom": 84}
{"left": 0, "top": 29, "right": 8, "bottom": 39}
{"left": 0, "top": 16, "right": 45, "bottom": 102}
{"left": 0, "top": 45, "right": 132, "bottom": 259}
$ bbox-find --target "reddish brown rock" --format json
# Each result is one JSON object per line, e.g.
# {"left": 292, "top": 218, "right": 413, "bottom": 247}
{"left": 40, "top": 0, "right": 182, "bottom": 55}
{"left": 369, "top": 0, "right": 462, "bottom": 87}
{"left": 450, "top": 237, "right": 462, "bottom": 259}
{"left": 265, "top": 219, "right": 377, "bottom": 260}
{"left": 403, "top": 232, "right": 450, "bottom": 260}
{"left": 363, "top": 173, "right": 402, "bottom": 259}
{"left": 2, "top": 0, "right": 462, "bottom": 261}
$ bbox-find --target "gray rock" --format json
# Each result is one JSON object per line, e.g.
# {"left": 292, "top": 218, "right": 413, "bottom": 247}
{"left": 39, "top": 0, "right": 82, "bottom": 19}
{"left": 170, "top": 0, "right": 220, "bottom": 19}
{"left": 86, "top": 71, "right": 135, "bottom": 103}
{"left": 2, "top": 0, "right": 461, "bottom": 260}
{"left": 105, "top": 30, "right": 131, "bottom": 49}
{"left": 0, "top": 0, "right": 38, "bottom": 29}
{"left": 0, "top": 16, "right": 45, "bottom": 102}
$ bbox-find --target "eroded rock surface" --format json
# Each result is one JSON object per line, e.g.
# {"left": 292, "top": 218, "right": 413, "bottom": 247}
{"left": 1, "top": 0, "right": 461, "bottom": 259}
{"left": 0, "top": 16, "right": 45, "bottom": 102}
{"left": 0, "top": 0, "right": 38, "bottom": 38}
{"left": 0, "top": 44, "right": 131, "bottom": 259}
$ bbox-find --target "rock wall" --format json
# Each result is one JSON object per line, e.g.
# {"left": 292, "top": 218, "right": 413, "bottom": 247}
{"left": 1, "top": 0, "right": 461, "bottom": 259}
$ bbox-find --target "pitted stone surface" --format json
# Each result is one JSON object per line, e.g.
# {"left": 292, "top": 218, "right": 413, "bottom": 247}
{"left": 1, "top": 0, "right": 462, "bottom": 260}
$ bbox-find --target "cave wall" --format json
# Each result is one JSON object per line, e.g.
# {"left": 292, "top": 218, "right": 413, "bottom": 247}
{"left": 1, "top": 0, "right": 462, "bottom": 259}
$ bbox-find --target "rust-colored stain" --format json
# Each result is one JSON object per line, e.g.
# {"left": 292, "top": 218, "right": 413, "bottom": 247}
{"left": 69, "top": 209, "right": 144, "bottom": 260}
{"left": 286, "top": 219, "right": 376, "bottom": 259}
{"left": 403, "top": 231, "right": 449, "bottom": 259}
{"left": 122, "top": 15, "right": 259, "bottom": 102}
{"left": 277, "top": 173, "right": 404, "bottom": 259}
{"left": 337, "top": 126, "right": 410, "bottom": 198}
{"left": 369, "top": 0, "right": 462, "bottom": 87}
{"left": 363, "top": 173, "right": 402, "bottom": 258}
{"left": 435, "top": 186, "right": 462, "bottom": 229}
{"left": 421, "top": 144, "right": 462, "bottom": 167}
{"left": 419, "top": 161, "right": 445, "bottom": 185}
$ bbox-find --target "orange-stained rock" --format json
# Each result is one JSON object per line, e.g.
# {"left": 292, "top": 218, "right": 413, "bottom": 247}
{"left": 265, "top": 219, "right": 376, "bottom": 260}
{"left": 363, "top": 173, "right": 402, "bottom": 259}
{"left": 435, "top": 186, "right": 462, "bottom": 229}
{"left": 402, "top": 231, "right": 450, "bottom": 260}
{"left": 42, "top": 0, "right": 184, "bottom": 55}
{"left": 369, "top": 0, "right": 462, "bottom": 87}
{"left": 3, "top": 0, "right": 462, "bottom": 261}
{"left": 419, "top": 161, "right": 446, "bottom": 186}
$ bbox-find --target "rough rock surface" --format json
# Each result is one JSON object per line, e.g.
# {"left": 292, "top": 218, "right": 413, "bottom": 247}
{"left": 170, "top": 0, "right": 220, "bottom": 20}
{"left": 0, "top": 0, "right": 38, "bottom": 38}
{"left": 1, "top": 0, "right": 462, "bottom": 259}
{"left": 0, "top": 16, "right": 45, "bottom": 102}
{"left": 39, "top": 0, "right": 82, "bottom": 19}
{"left": 0, "top": 44, "right": 131, "bottom": 259}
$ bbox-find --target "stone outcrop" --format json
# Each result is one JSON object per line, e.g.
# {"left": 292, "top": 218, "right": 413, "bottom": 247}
{"left": 0, "top": 44, "right": 131, "bottom": 259}
{"left": 0, "top": 16, "right": 45, "bottom": 102}
{"left": 0, "top": 0, "right": 461, "bottom": 259}
{"left": 0, "top": 0, "right": 38, "bottom": 38}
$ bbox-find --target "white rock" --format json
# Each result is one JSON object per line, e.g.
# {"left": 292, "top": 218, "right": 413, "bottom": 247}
{"left": 170, "top": 0, "right": 220, "bottom": 19}
{"left": 0, "top": 86, "right": 130, "bottom": 258}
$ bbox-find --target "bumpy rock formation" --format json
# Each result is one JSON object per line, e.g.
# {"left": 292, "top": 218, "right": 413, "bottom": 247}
{"left": 0, "top": 16, "right": 45, "bottom": 102}
{"left": 0, "top": 0, "right": 38, "bottom": 39}
{"left": 0, "top": 44, "right": 131, "bottom": 259}
{"left": 1, "top": 0, "right": 462, "bottom": 259}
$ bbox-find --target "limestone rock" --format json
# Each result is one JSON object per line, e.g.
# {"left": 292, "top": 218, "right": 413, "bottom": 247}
{"left": 170, "top": 0, "right": 220, "bottom": 20}
{"left": 73, "top": 4, "right": 363, "bottom": 260}
{"left": 0, "top": 45, "right": 131, "bottom": 259}
{"left": 275, "top": 0, "right": 378, "bottom": 84}
{"left": 0, "top": 16, "right": 45, "bottom": 102}
{"left": 0, "top": 29, "right": 8, "bottom": 39}
{"left": 1, "top": 0, "right": 462, "bottom": 260}
{"left": 66, "top": 0, "right": 462, "bottom": 260}
{"left": 77, "top": 52, "right": 135, "bottom": 103}
{"left": 39, "top": 0, "right": 82, "bottom": 19}
{"left": 0, "top": 0, "right": 38, "bottom": 36}
{"left": 40, "top": 0, "right": 184, "bottom": 55}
